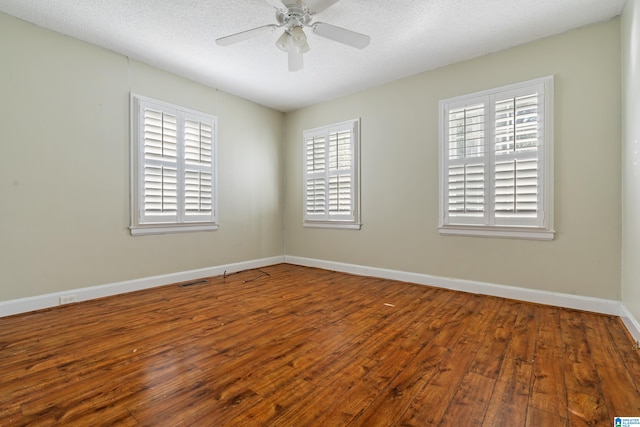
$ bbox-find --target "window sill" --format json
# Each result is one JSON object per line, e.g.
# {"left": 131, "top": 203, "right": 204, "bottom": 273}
{"left": 130, "top": 223, "right": 219, "bottom": 236}
{"left": 439, "top": 225, "right": 554, "bottom": 240}
{"left": 304, "top": 221, "right": 362, "bottom": 230}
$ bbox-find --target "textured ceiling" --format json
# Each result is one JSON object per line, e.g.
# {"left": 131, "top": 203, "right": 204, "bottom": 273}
{"left": 0, "top": 0, "right": 627, "bottom": 112}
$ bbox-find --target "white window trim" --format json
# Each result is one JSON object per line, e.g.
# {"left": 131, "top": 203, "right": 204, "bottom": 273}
{"left": 303, "top": 118, "right": 362, "bottom": 230}
{"left": 303, "top": 221, "right": 362, "bottom": 230}
{"left": 130, "top": 94, "right": 218, "bottom": 236}
{"left": 438, "top": 76, "right": 555, "bottom": 240}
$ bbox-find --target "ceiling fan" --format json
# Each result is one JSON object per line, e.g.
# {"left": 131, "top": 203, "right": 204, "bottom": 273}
{"left": 215, "top": 0, "right": 371, "bottom": 72}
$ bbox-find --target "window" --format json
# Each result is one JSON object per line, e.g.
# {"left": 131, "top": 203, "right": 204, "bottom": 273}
{"left": 303, "top": 118, "right": 361, "bottom": 229}
{"left": 439, "top": 76, "right": 554, "bottom": 240}
{"left": 130, "top": 94, "right": 218, "bottom": 235}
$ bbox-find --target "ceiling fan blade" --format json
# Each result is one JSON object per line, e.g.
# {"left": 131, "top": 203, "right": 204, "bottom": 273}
{"left": 288, "top": 49, "right": 303, "bottom": 72}
{"left": 216, "top": 25, "right": 277, "bottom": 46}
{"left": 305, "top": 0, "right": 340, "bottom": 13}
{"left": 265, "top": 0, "right": 287, "bottom": 9}
{"left": 312, "top": 22, "right": 370, "bottom": 49}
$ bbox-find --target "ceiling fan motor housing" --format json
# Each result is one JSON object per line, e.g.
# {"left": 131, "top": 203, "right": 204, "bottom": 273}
{"left": 276, "top": 6, "right": 312, "bottom": 31}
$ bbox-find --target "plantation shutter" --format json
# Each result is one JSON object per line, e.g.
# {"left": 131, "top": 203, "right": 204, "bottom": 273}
{"left": 328, "top": 128, "right": 353, "bottom": 217}
{"left": 303, "top": 119, "right": 359, "bottom": 225}
{"left": 141, "top": 106, "right": 179, "bottom": 223}
{"left": 493, "top": 86, "right": 544, "bottom": 226}
{"left": 439, "top": 77, "right": 553, "bottom": 238}
{"left": 135, "top": 97, "right": 217, "bottom": 228}
{"left": 183, "top": 116, "right": 214, "bottom": 222}
{"left": 444, "top": 100, "right": 487, "bottom": 225}
{"left": 305, "top": 133, "right": 327, "bottom": 218}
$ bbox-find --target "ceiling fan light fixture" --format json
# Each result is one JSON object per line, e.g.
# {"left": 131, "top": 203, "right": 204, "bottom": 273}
{"left": 291, "top": 26, "right": 307, "bottom": 47}
{"left": 276, "top": 31, "right": 292, "bottom": 52}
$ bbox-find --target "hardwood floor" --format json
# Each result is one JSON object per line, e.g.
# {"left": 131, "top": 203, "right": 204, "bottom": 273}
{"left": 0, "top": 264, "right": 639, "bottom": 426}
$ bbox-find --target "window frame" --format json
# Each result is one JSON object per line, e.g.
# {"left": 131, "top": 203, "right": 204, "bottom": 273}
{"left": 438, "top": 76, "right": 554, "bottom": 240}
{"left": 130, "top": 94, "right": 218, "bottom": 236}
{"left": 303, "top": 118, "right": 362, "bottom": 230}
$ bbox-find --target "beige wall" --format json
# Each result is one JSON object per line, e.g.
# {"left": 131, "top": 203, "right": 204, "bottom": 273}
{"left": 0, "top": 11, "right": 626, "bottom": 307}
{"left": 622, "top": 0, "right": 640, "bottom": 320}
{"left": 0, "top": 13, "right": 284, "bottom": 301}
{"left": 284, "top": 19, "right": 622, "bottom": 300}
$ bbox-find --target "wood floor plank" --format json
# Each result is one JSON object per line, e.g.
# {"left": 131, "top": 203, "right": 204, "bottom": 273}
{"left": 604, "top": 315, "right": 640, "bottom": 390}
{"left": 566, "top": 391, "right": 611, "bottom": 427}
{"left": 470, "top": 299, "right": 519, "bottom": 379}
{"left": 580, "top": 311, "right": 640, "bottom": 417}
{"left": 507, "top": 301, "right": 539, "bottom": 363}
{"left": 440, "top": 371, "right": 496, "bottom": 426}
{"left": 560, "top": 309, "right": 611, "bottom": 426}
{"left": 348, "top": 343, "right": 449, "bottom": 426}
{"left": 529, "top": 307, "right": 569, "bottom": 419}
{"left": 0, "top": 264, "right": 638, "bottom": 426}
{"left": 396, "top": 336, "right": 481, "bottom": 426}
{"left": 429, "top": 296, "right": 503, "bottom": 426}
{"left": 526, "top": 406, "right": 569, "bottom": 427}
{"left": 482, "top": 356, "right": 533, "bottom": 426}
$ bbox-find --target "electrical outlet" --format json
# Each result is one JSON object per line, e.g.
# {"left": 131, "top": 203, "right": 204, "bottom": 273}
{"left": 59, "top": 294, "right": 77, "bottom": 305}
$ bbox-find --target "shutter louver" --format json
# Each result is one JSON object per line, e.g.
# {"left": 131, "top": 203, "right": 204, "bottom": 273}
{"left": 328, "top": 130, "right": 352, "bottom": 216}
{"left": 448, "top": 104, "right": 485, "bottom": 160}
{"left": 143, "top": 108, "right": 178, "bottom": 220}
{"left": 306, "top": 178, "right": 326, "bottom": 214}
{"left": 494, "top": 92, "right": 540, "bottom": 222}
{"left": 307, "top": 135, "right": 326, "bottom": 174}
{"left": 144, "top": 166, "right": 177, "bottom": 216}
{"left": 184, "top": 119, "right": 213, "bottom": 165}
{"left": 143, "top": 109, "right": 177, "bottom": 161}
{"left": 329, "top": 174, "right": 352, "bottom": 214}
{"left": 446, "top": 103, "right": 486, "bottom": 222}
{"left": 495, "top": 94, "right": 538, "bottom": 155}
{"left": 305, "top": 135, "right": 326, "bottom": 216}
{"left": 183, "top": 118, "right": 214, "bottom": 220}
{"left": 185, "top": 171, "right": 212, "bottom": 216}
{"left": 495, "top": 159, "right": 538, "bottom": 218}
{"left": 447, "top": 163, "right": 485, "bottom": 216}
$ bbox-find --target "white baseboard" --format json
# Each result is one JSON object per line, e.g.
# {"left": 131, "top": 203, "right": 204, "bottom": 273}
{"left": 4, "top": 254, "right": 639, "bottom": 343}
{"left": 620, "top": 304, "right": 640, "bottom": 343}
{"left": 0, "top": 256, "right": 284, "bottom": 318}
{"left": 284, "top": 256, "right": 624, "bottom": 317}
